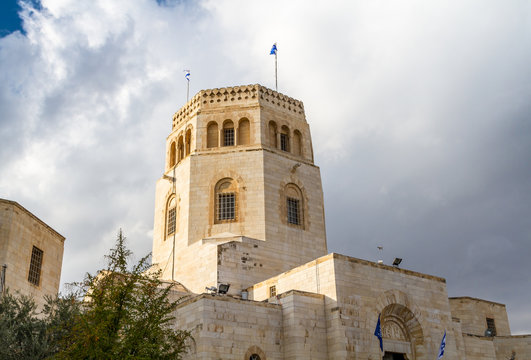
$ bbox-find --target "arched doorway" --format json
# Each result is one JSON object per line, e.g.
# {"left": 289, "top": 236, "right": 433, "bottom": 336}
{"left": 244, "top": 345, "right": 266, "bottom": 360}
{"left": 380, "top": 303, "right": 424, "bottom": 360}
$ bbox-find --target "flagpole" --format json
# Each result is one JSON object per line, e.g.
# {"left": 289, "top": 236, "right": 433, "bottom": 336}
{"left": 275, "top": 50, "right": 278, "bottom": 91}
{"left": 184, "top": 69, "right": 190, "bottom": 102}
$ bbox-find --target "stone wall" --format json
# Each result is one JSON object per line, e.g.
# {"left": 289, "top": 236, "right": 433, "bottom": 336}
{"left": 449, "top": 297, "right": 511, "bottom": 336}
{"left": 462, "top": 335, "right": 497, "bottom": 360}
{"left": 494, "top": 335, "right": 531, "bottom": 360}
{"left": 174, "top": 293, "right": 283, "bottom": 359}
{"left": 0, "top": 199, "right": 64, "bottom": 310}
{"left": 248, "top": 253, "right": 462, "bottom": 360}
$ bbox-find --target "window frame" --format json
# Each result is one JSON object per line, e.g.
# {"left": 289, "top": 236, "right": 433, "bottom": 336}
{"left": 286, "top": 197, "right": 300, "bottom": 225}
{"left": 217, "top": 193, "right": 236, "bottom": 221}
{"left": 28, "top": 246, "right": 43, "bottom": 286}
{"left": 214, "top": 178, "right": 238, "bottom": 224}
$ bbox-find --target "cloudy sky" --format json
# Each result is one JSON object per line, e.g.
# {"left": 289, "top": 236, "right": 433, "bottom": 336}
{"left": 1, "top": 0, "right": 530, "bottom": 333}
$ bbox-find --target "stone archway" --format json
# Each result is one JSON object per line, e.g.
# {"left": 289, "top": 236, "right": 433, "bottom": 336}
{"left": 376, "top": 290, "right": 425, "bottom": 360}
{"left": 244, "top": 345, "right": 266, "bottom": 360}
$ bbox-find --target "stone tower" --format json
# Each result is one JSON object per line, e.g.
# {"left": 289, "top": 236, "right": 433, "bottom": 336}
{"left": 152, "top": 85, "right": 327, "bottom": 294}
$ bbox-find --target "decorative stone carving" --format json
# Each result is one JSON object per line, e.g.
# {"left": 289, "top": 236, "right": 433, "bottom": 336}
{"left": 382, "top": 320, "right": 408, "bottom": 341}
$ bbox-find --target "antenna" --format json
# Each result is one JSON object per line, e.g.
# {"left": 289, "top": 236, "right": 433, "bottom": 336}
{"left": 377, "top": 246, "right": 383, "bottom": 264}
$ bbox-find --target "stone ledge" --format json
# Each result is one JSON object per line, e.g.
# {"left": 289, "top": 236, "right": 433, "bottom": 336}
{"left": 448, "top": 296, "right": 506, "bottom": 307}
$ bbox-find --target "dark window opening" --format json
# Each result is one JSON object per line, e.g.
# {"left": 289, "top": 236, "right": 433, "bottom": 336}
{"left": 167, "top": 207, "right": 176, "bottom": 236}
{"left": 280, "top": 133, "right": 289, "bottom": 152}
{"left": 486, "top": 317, "right": 497, "bottom": 336}
{"left": 287, "top": 197, "right": 300, "bottom": 225}
{"left": 224, "top": 128, "right": 234, "bottom": 146}
{"left": 249, "top": 355, "right": 261, "bottom": 360}
{"left": 218, "top": 193, "right": 235, "bottom": 220}
{"left": 28, "top": 246, "right": 43, "bottom": 286}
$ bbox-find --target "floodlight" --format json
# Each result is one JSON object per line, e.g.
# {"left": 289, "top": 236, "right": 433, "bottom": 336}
{"left": 218, "top": 283, "right": 230, "bottom": 294}
{"left": 392, "top": 258, "right": 402, "bottom": 267}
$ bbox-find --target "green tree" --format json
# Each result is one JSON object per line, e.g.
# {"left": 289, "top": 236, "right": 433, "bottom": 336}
{"left": 0, "top": 291, "right": 80, "bottom": 360}
{"left": 54, "top": 229, "right": 192, "bottom": 359}
{"left": 0, "top": 291, "right": 48, "bottom": 359}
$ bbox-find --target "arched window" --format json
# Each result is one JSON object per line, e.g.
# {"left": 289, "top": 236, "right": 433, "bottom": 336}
{"left": 177, "top": 135, "right": 184, "bottom": 162}
{"left": 166, "top": 196, "right": 177, "bottom": 238}
{"left": 249, "top": 355, "right": 261, "bottom": 360}
{"left": 292, "top": 130, "right": 302, "bottom": 156}
{"left": 169, "top": 141, "right": 176, "bottom": 168}
{"left": 280, "top": 125, "right": 290, "bottom": 152}
{"left": 285, "top": 184, "right": 303, "bottom": 227}
{"left": 207, "top": 122, "right": 218, "bottom": 148}
{"left": 268, "top": 121, "right": 277, "bottom": 148}
{"left": 238, "top": 118, "right": 250, "bottom": 145}
{"left": 215, "top": 178, "right": 237, "bottom": 223}
{"left": 223, "top": 120, "right": 234, "bottom": 146}
{"left": 185, "top": 128, "right": 192, "bottom": 156}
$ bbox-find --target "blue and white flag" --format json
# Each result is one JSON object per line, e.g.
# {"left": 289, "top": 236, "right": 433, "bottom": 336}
{"left": 437, "top": 330, "right": 446, "bottom": 359}
{"left": 270, "top": 43, "right": 277, "bottom": 55}
{"left": 184, "top": 70, "right": 190, "bottom": 81}
{"left": 374, "top": 314, "right": 383, "bottom": 352}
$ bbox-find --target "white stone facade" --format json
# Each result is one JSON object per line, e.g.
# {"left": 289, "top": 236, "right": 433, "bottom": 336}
{"left": 152, "top": 85, "right": 530, "bottom": 359}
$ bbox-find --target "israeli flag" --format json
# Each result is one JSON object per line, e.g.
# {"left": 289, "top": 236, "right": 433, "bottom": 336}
{"left": 185, "top": 70, "right": 190, "bottom": 81}
{"left": 270, "top": 43, "right": 277, "bottom": 55}
{"left": 437, "top": 330, "right": 446, "bottom": 359}
{"left": 374, "top": 314, "right": 383, "bottom": 352}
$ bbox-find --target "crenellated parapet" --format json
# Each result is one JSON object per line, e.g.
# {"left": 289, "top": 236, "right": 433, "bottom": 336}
{"left": 172, "top": 84, "right": 305, "bottom": 130}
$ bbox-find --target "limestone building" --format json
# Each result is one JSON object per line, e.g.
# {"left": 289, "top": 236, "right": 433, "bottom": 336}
{"left": 152, "top": 85, "right": 530, "bottom": 359}
{"left": 0, "top": 199, "right": 65, "bottom": 309}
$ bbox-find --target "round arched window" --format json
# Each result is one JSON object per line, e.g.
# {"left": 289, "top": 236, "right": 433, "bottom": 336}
{"left": 249, "top": 355, "right": 261, "bottom": 360}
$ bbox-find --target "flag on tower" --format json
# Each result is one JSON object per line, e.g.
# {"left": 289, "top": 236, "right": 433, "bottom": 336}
{"left": 374, "top": 314, "right": 383, "bottom": 352}
{"left": 184, "top": 70, "right": 190, "bottom": 81}
{"left": 437, "top": 330, "right": 446, "bottom": 359}
{"left": 270, "top": 43, "right": 277, "bottom": 55}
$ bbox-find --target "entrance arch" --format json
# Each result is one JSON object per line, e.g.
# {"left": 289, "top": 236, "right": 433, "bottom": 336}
{"left": 376, "top": 290, "right": 425, "bottom": 360}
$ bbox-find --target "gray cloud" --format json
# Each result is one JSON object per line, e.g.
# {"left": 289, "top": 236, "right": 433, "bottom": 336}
{"left": 1, "top": 0, "right": 530, "bottom": 333}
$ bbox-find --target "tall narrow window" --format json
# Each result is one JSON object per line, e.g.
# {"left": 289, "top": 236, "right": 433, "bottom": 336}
{"left": 280, "top": 125, "right": 290, "bottom": 152}
{"left": 169, "top": 141, "right": 176, "bottom": 168}
{"left": 268, "top": 121, "right": 277, "bottom": 148}
{"left": 280, "top": 134, "right": 289, "bottom": 151}
{"left": 287, "top": 197, "right": 300, "bottom": 225}
{"left": 269, "top": 285, "right": 277, "bottom": 297}
{"left": 185, "top": 128, "right": 192, "bottom": 156}
{"left": 285, "top": 183, "right": 304, "bottom": 228}
{"left": 166, "top": 197, "right": 177, "bottom": 237}
{"left": 28, "top": 246, "right": 43, "bottom": 286}
{"left": 223, "top": 120, "right": 234, "bottom": 146}
{"left": 486, "top": 318, "right": 497, "bottom": 336}
{"left": 177, "top": 135, "right": 184, "bottom": 162}
{"left": 215, "top": 178, "right": 238, "bottom": 223}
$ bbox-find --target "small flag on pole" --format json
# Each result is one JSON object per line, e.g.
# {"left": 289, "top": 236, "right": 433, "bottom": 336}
{"left": 437, "top": 330, "right": 446, "bottom": 359}
{"left": 184, "top": 69, "right": 191, "bottom": 101}
{"left": 270, "top": 43, "right": 277, "bottom": 55}
{"left": 374, "top": 314, "right": 383, "bottom": 352}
